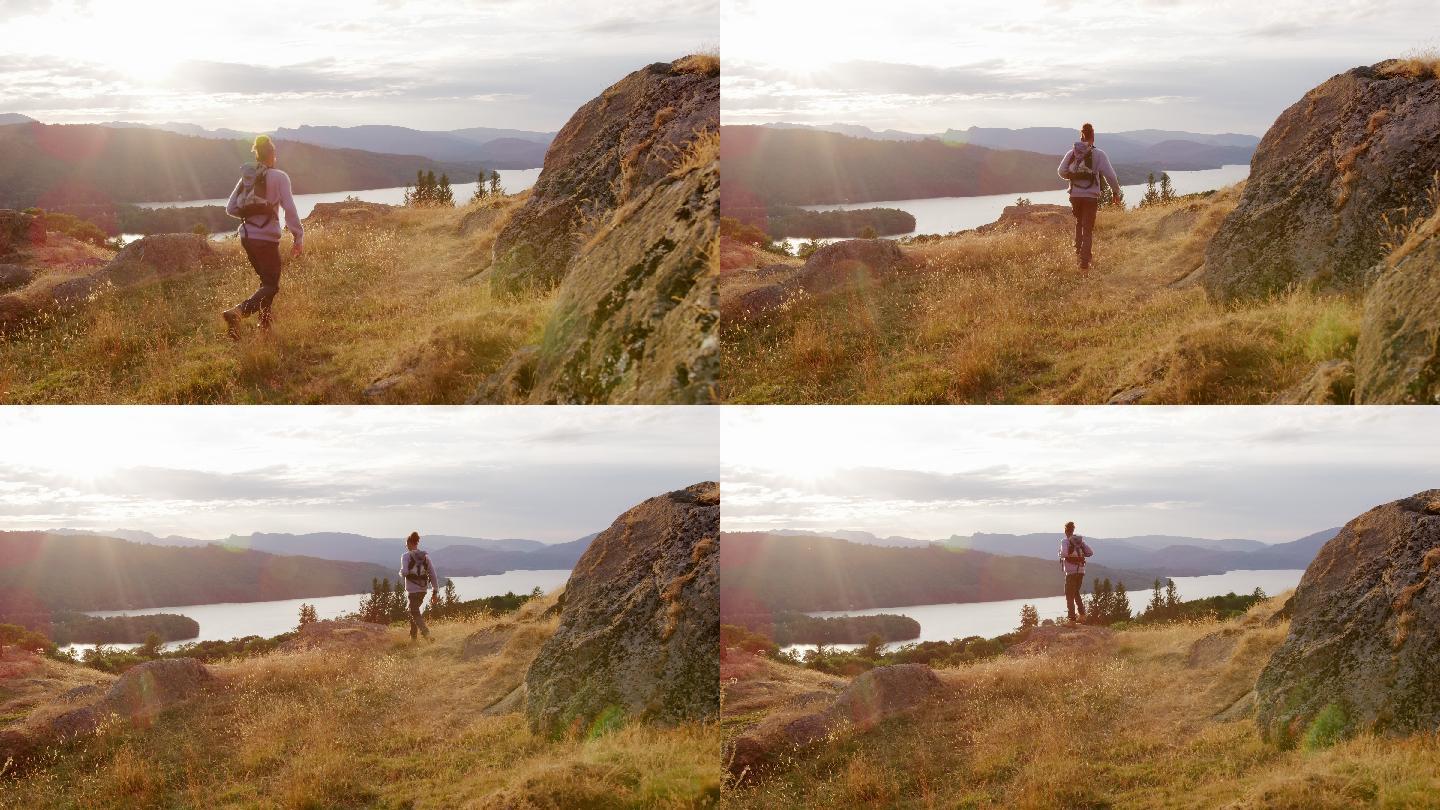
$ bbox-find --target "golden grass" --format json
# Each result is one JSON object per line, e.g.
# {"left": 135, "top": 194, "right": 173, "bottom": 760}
{"left": 2, "top": 604, "right": 720, "bottom": 809}
{"left": 1379, "top": 52, "right": 1440, "bottom": 79}
{"left": 0, "top": 200, "right": 553, "bottom": 403}
{"left": 675, "top": 52, "right": 720, "bottom": 77}
{"left": 721, "top": 186, "right": 1365, "bottom": 404}
{"left": 722, "top": 597, "right": 1440, "bottom": 809}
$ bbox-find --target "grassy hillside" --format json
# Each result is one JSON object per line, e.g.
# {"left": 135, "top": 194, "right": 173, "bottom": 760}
{"left": 722, "top": 595, "right": 1440, "bottom": 808}
{"left": 722, "top": 185, "right": 1364, "bottom": 404}
{"left": 2, "top": 594, "right": 719, "bottom": 808}
{"left": 0, "top": 197, "right": 551, "bottom": 404}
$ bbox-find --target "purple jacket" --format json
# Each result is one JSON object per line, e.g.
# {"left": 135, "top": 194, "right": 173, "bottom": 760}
{"left": 1059, "top": 534, "right": 1093, "bottom": 574}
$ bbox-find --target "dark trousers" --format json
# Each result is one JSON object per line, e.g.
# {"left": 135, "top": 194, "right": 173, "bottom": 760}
{"left": 238, "top": 237, "right": 282, "bottom": 323}
{"left": 407, "top": 591, "right": 430, "bottom": 639}
{"left": 1070, "top": 196, "right": 1099, "bottom": 266}
{"left": 1065, "top": 572, "right": 1087, "bottom": 619}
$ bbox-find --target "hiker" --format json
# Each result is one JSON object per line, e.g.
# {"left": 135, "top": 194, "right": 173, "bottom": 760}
{"left": 1057, "top": 123, "right": 1122, "bottom": 271}
{"left": 1059, "top": 521, "right": 1093, "bottom": 623}
{"left": 400, "top": 531, "right": 440, "bottom": 642}
{"left": 222, "top": 134, "right": 303, "bottom": 339}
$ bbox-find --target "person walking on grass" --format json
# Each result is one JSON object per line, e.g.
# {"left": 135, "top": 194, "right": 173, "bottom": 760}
{"left": 401, "top": 531, "right": 440, "bottom": 642}
{"left": 222, "top": 134, "right": 303, "bottom": 339}
{"left": 1057, "top": 123, "right": 1122, "bottom": 271}
{"left": 1060, "top": 521, "right": 1094, "bottom": 623}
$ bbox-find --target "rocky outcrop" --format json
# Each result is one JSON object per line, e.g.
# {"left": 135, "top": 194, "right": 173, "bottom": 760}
{"left": 304, "top": 200, "right": 395, "bottom": 226}
{"left": 726, "top": 664, "right": 942, "bottom": 781}
{"left": 1204, "top": 60, "right": 1440, "bottom": 302}
{"left": 518, "top": 152, "right": 718, "bottom": 404}
{"left": 17, "top": 658, "right": 214, "bottom": 757}
{"left": 975, "top": 203, "right": 1072, "bottom": 234}
{"left": 1255, "top": 491, "right": 1440, "bottom": 746}
{"left": 1354, "top": 212, "right": 1440, "bottom": 403}
{"left": 0, "top": 209, "right": 46, "bottom": 257}
{"left": 0, "top": 232, "right": 216, "bottom": 330}
{"left": 524, "top": 482, "right": 718, "bottom": 738}
{"left": 488, "top": 55, "right": 718, "bottom": 294}
{"left": 461, "top": 622, "right": 515, "bottom": 660}
{"left": 725, "top": 238, "right": 913, "bottom": 322}
{"left": 277, "top": 619, "right": 390, "bottom": 653}
{"left": 0, "top": 263, "right": 33, "bottom": 292}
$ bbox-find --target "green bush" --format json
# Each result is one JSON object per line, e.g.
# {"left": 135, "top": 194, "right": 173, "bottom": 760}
{"left": 1303, "top": 703, "right": 1349, "bottom": 750}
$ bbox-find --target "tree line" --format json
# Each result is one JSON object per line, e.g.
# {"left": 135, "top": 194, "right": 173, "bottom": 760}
{"left": 404, "top": 169, "right": 505, "bottom": 207}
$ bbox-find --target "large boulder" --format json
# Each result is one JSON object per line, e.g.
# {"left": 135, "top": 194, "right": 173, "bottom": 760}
{"left": 726, "top": 664, "right": 942, "bottom": 781}
{"left": 1255, "top": 491, "right": 1440, "bottom": 746}
{"left": 0, "top": 263, "right": 33, "bottom": 293}
{"left": 525, "top": 482, "right": 719, "bottom": 738}
{"left": 304, "top": 200, "right": 394, "bottom": 226}
{"left": 41, "top": 657, "right": 213, "bottom": 744}
{"left": 1204, "top": 61, "right": 1440, "bottom": 302}
{"left": 99, "top": 233, "right": 215, "bottom": 286}
{"left": 519, "top": 152, "right": 718, "bottom": 404}
{"left": 725, "top": 238, "right": 913, "bottom": 322}
{"left": 488, "top": 55, "right": 718, "bottom": 294}
{"left": 1354, "top": 214, "right": 1440, "bottom": 403}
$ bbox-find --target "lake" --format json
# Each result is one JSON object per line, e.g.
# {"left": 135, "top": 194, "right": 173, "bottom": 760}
{"left": 61, "top": 567, "right": 572, "bottom": 654}
{"left": 780, "top": 568, "right": 1303, "bottom": 656}
{"left": 781, "top": 163, "right": 1250, "bottom": 252}
{"left": 120, "top": 167, "right": 544, "bottom": 245}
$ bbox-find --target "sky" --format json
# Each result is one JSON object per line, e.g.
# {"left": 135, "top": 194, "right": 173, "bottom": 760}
{"left": 0, "top": 0, "right": 717, "bottom": 131}
{"left": 721, "top": 0, "right": 1439, "bottom": 134}
{"left": 722, "top": 407, "right": 1440, "bottom": 542}
{"left": 0, "top": 406, "right": 718, "bottom": 542}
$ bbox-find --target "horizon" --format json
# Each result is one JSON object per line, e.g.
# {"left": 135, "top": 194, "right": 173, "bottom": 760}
{"left": 0, "top": 0, "right": 716, "bottom": 131}
{"left": 0, "top": 113, "right": 557, "bottom": 137}
{"left": 727, "top": 120, "right": 1265, "bottom": 138}
{"left": 722, "top": 406, "right": 1440, "bottom": 542}
{"left": 0, "top": 406, "right": 718, "bottom": 542}
{"left": 721, "top": 0, "right": 1436, "bottom": 134}
{"left": 6, "top": 525, "right": 597, "bottom": 547}
{"left": 719, "top": 524, "right": 1338, "bottom": 546}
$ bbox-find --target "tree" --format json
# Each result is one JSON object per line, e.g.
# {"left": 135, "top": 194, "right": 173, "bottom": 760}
{"left": 1101, "top": 182, "right": 1124, "bottom": 208}
{"left": 1015, "top": 196, "right": 1032, "bottom": 207}
{"left": 1159, "top": 172, "right": 1176, "bottom": 203}
{"left": 191, "top": 223, "right": 209, "bottom": 236}
{"left": 298, "top": 603, "right": 318, "bottom": 628}
{"left": 470, "top": 171, "right": 489, "bottom": 204}
{"left": 1111, "top": 581, "right": 1132, "bottom": 623}
{"left": 1019, "top": 604, "right": 1040, "bottom": 630}
{"left": 443, "top": 578, "right": 458, "bottom": 608}
{"left": 1087, "top": 577, "right": 1103, "bottom": 617}
{"left": 437, "top": 173, "right": 454, "bottom": 206}
{"left": 1164, "top": 579, "right": 1181, "bottom": 610}
{"left": 860, "top": 632, "right": 884, "bottom": 660}
{"left": 1141, "top": 172, "right": 1161, "bottom": 207}
{"left": 390, "top": 579, "right": 407, "bottom": 622}
{"left": 488, "top": 170, "right": 502, "bottom": 197}
{"left": 797, "top": 238, "right": 824, "bottom": 260}
{"left": 402, "top": 183, "right": 414, "bottom": 206}
{"left": 138, "top": 632, "right": 163, "bottom": 658}
{"left": 859, "top": 225, "right": 878, "bottom": 239}
{"left": 1148, "top": 579, "right": 1165, "bottom": 616}
{"left": 1252, "top": 586, "right": 1267, "bottom": 601}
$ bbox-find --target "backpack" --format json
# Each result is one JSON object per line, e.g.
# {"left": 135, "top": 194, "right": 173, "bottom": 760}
{"left": 1063, "top": 535, "right": 1088, "bottom": 568}
{"left": 404, "top": 550, "right": 432, "bottom": 587}
{"left": 1067, "top": 142, "right": 1098, "bottom": 190}
{"left": 235, "top": 162, "right": 276, "bottom": 234}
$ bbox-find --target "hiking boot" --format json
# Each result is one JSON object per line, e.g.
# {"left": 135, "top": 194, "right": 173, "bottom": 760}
{"left": 221, "top": 308, "right": 243, "bottom": 341}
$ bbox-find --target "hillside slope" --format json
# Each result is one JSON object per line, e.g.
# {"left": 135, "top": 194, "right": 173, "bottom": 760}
{"left": 721, "top": 186, "right": 1364, "bottom": 404}
{"left": 722, "top": 595, "right": 1440, "bottom": 808}
{"left": 0, "top": 532, "right": 391, "bottom": 614}
{"left": 0, "top": 122, "right": 486, "bottom": 208}
{"left": 720, "top": 532, "right": 1152, "bottom": 617}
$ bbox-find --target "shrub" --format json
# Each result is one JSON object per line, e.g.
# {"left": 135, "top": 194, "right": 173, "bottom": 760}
{"left": 1303, "top": 703, "right": 1349, "bottom": 750}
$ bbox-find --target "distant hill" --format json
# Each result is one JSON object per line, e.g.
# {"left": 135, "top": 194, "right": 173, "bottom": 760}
{"left": 940, "top": 126, "right": 1256, "bottom": 171}
{"left": 721, "top": 125, "right": 1084, "bottom": 209}
{"left": 759, "top": 122, "right": 931, "bottom": 142}
{"left": 765, "top": 529, "right": 930, "bottom": 548}
{"left": 943, "top": 527, "right": 1339, "bottom": 575}
{"left": 220, "top": 531, "right": 594, "bottom": 573}
{"left": 0, "top": 113, "right": 37, "bottom": 125}
{"left": 0, "top": 532, "right": 392, "bottom": 613}
{"left": 0, "top": 122, "right": 488, "bottom": 208}
{"left": 719, "top": 532, "right": 1153, "bottom": 616}
{"left": 275, "top": 124, "right": 553, "bottom": 168}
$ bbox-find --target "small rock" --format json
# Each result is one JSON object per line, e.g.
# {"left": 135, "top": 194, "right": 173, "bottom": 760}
{"left": 1107, "top": 386, "right": 1148, "bottom": 405}
{"left": 1273, "top": 359, "right": 1355, "bottom": 404}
